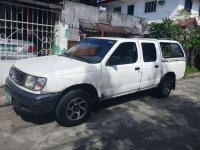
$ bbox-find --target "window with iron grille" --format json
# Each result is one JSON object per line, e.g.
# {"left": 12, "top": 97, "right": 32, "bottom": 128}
{"left": 145, "top": 1, "right": 157, "bottom": 13}
{"left": 114, "top": 7, "right": 121, "bottom": 13}
{"left": 127, "top": 5, "right": 134, "bottom": 15}
{"left": 184, "top": 0, "right": 193, "bottom": 12}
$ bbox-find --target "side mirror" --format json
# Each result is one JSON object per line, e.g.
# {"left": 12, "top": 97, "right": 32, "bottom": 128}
{"left": 108, "top": 56, "right": 121, "bottom": 66}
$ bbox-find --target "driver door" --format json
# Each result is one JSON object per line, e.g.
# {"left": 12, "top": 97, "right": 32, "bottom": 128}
{"left": 101, "top": 42, "right": 141, "bottom": 98}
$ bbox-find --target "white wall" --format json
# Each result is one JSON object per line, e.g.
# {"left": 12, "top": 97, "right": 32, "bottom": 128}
{"left": 106, "top": 0, "right": 200, "bottom": 23}
{"left": 0, "top": 60, "right": 15, "bottom": 87}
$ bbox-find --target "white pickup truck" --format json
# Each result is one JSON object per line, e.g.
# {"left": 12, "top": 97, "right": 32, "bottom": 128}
{"left": 5, "top": 37, "right": 186, "bottom": 126}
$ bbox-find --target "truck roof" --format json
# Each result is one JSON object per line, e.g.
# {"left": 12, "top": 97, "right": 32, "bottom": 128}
{"left": 89, "top": 37, "right": 179, "bottom": 43}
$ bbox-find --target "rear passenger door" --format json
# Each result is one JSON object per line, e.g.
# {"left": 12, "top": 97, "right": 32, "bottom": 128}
{"left": 139, "top": 41, "right": 161, "bottom": 89}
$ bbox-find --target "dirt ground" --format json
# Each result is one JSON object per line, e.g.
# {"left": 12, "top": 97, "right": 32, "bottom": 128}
{"left": 0, "top": 78, "right": 200, "bottom": 150}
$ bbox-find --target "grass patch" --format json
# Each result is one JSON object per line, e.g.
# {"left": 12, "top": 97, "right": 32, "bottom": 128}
{"left": 185, "top": 66, "right": 200, "bottom": 74}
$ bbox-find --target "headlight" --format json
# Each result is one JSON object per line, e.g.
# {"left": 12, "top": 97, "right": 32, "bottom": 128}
{"left": 24, "top": 75, "right": 47, "bottom": 91}
{"left": 24, "top": 75, "right": 36, "bottom": 90}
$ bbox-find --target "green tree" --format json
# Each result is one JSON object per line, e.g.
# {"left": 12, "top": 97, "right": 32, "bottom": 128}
{"left": 183, "top": 27, "right": 200, "bottom": 66}
{"left": 148, "top": 18, "right": 200, "bottom": 67}
{"left": 176, "top": 9, "right": 191, "bottom": 20}
{"left": 149, "top": 18, "right": 184, "bottom": 41}
{"left": 175, "top": 9, "right": 200, "bottom": 67}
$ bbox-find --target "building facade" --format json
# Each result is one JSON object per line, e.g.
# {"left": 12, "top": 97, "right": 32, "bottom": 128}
{"left": 101, "top": 0, "right": 200, "bottom": 23}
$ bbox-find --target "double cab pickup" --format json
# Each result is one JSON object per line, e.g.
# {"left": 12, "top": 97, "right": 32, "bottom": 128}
{"left": 6, "top": 37, "right": 186, "bottom": 126}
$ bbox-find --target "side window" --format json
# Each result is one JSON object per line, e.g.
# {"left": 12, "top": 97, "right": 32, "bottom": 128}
{"left": 108, "top": 42, "right": 138, "bottom": 65}
{"left": 141, "top": 43, "right": 157, "bottom": 62}
{"left": 160, "top": 43, "right": 184, "bottom": 58}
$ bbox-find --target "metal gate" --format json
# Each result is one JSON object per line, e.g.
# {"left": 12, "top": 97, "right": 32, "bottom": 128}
{"left": 0, "top": 1, "right": 60, "bottom": 60}
{"left": 0, "top": 1, "right": 61, "bottom": 86}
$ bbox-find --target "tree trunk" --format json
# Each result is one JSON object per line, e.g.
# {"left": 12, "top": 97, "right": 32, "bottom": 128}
{"left": 195, "top": 55, "right": 200, "bottom": 67}
{"left": 186, "top": 49, "right": 190, "bottom": 64}
{"left": 190, "top": 48, "right": 196, "bottom": 67}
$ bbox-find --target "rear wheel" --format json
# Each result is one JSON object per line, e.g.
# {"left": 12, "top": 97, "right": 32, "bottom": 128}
{"left": 55, "top": 89, "right": 92, "bottom": 127}
{"left": 155, "top": 76, "right": 173, "bottom": 98}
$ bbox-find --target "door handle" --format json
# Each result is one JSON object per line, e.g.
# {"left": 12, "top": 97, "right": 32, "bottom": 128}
{"left": 135, "top": 67, "right": 140, "bottom": 70}
{"left": 155, "top": 65, "right": 159, "bottom": 68}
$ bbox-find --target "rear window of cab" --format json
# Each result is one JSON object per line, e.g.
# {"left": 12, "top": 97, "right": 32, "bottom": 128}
{"left": 160, "top": 42, "right": 184, "bottom": 58}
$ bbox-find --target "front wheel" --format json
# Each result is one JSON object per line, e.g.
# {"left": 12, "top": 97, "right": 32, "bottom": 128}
{"left": 55, "top": 89, "right": 92, "bottom": 127}
{"left": 155, "top": 76, "right": 172, "bottom": 98}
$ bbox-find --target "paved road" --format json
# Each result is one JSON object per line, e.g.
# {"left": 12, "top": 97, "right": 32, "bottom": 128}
{"left": 0, "top": 78, "right": 200, "bottom": 150}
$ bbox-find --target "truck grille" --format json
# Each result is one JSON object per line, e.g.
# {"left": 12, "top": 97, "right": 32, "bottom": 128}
{"left": 9, "top": 66, "right": 27, "bottom": 86}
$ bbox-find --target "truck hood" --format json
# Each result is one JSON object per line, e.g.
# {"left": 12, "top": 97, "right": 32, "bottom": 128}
{"left": 14, "top": 55, "right": 97, "bottom": 77}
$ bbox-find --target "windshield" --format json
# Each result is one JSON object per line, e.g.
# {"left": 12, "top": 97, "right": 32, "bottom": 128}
{"left": 63, "top": 38, "right": 116, "bottom": 63}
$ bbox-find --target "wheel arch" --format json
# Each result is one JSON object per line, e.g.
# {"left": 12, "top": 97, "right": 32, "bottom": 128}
{"left": 162, "top": 72, "right": 176, "bottom": 89}
{"left": 58, "top": 83, "right": 100, "bottom": 105}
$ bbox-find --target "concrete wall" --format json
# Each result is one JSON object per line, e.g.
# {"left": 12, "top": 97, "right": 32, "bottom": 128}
{"left": 105, "top": 0, "right": 200, "bottom": 23}
{"left": 99, "top": 11, "right": 145, "bottom": 31}
{"left": 61, "top": 1, "right": 99, "bottom": 26}
{"left": 61, "top": 1, "right": 147, "bottom": 33}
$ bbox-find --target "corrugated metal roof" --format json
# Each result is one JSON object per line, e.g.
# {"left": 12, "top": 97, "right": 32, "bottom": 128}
{"left": 96, "top": 23, "right": 141, "bottom": 35}
{"left": 79, "top": 19, "right": 98, "bottom": 32}
{"left": 95, "top": 23, "right": 124, "bottom": 34}
{"left": 179, "top": 18, "right": 198, "bottom": 28}
{"left": 79, "top": 20, "right": 141, "bottom": 35}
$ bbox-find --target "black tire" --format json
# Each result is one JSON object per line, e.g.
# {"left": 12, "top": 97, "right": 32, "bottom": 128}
{"left": 155, "top": 76, "right": 173, "bottom": 98}
{"left": 55, "top": 89, "right": 92, "bottom": 127}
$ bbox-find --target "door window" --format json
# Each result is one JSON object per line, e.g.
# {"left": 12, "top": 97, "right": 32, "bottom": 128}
{"left": 108, "top": 42, "right": 138, "bottom": 65}
{"left": 141, "top": 43, "right": 157, "bottom": 62}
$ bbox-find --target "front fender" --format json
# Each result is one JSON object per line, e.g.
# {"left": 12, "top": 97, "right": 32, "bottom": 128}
{"left": 42, "top": 71, "right": 101, "bottom": 97}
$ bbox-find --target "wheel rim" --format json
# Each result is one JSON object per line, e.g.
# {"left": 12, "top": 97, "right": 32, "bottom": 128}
{"left": 66, "top": 98, "right": 87, "bottom": 121}
{"left": 163, "top": 81, "right": 171, "bottom": 95}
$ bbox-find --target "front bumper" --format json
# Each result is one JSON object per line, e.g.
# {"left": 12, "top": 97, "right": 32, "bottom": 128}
{"left": 5, "top": 77, "right": 61, "bottom": 115}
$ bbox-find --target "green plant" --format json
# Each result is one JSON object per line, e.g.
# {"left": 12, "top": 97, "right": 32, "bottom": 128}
{"left": 182, "top": 26, "right": 200, "bottom": 66}
{"left": 149, "top": 18, "right": 184, "bottom": 41}
{"left": 185, "top": 65, "right": 200, "bottom": 74}
{"left": 174, "top": 9, "right": 200, "bottom": 67}
{"left": 149, "top": 17, "right": 200, "bottom": 67}
{"left": 176, "top": 9, "right": 191, "bottom": 20}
